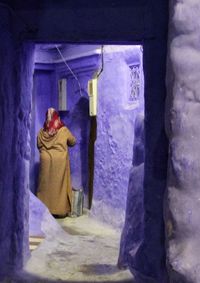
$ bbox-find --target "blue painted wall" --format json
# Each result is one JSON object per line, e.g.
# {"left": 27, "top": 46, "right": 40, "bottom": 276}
{"left": 91, "top": 46, "right": 144, "bottom": 228}
{"left": 0, "top": 1, "right": 169, "bottom": 282}
{"left": 31, "top": 54, "right": 100, "bottom": 207}
{"left": 32, "top": 46, "right": 143, "bottom": 216}
{"left": 0, "top": 6, "right": 35, "bottom": 274}
{"left": 30, "top": 69, "right": 57, "bottom": 194}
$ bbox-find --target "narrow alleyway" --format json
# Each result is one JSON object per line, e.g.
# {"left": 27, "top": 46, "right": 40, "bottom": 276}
{"left": 16, "top": 208, "right": 134, "bottom": 282}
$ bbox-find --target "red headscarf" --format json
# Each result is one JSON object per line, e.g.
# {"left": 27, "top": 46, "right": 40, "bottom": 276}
{"left": 43, "top": 108, "right": 64, "bottom": 136}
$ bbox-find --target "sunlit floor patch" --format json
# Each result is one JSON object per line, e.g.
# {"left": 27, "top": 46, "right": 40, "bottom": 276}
{"left": 18, "top": 210, "right": 134, "bottom": 282}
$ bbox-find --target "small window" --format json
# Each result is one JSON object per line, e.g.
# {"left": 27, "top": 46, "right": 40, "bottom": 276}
{"left": 128, "top": 64, "right": 140, "bottom": 106}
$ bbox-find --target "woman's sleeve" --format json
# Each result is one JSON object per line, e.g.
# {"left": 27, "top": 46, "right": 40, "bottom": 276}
{"left": 66, "top": 128, "right": 76, "bottom": 147}
{"left": 37, "top": 132, "right": 42, "bottom": 150}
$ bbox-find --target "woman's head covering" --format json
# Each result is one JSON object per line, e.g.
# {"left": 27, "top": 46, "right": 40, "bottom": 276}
{"left": 43, "top": 108, "right": 64, "bottom": 136}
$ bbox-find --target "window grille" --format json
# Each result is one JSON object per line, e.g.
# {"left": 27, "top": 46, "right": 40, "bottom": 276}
{"left": 128, "top": 64, "right": 140, "bottom": 105}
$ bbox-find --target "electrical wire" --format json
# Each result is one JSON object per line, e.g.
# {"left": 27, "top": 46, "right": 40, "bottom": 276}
{"left": 55, "top": 45, "right": 83, "bottom": 97}
{"left": 97, "top": 45, "right": 104, "bottom": 78}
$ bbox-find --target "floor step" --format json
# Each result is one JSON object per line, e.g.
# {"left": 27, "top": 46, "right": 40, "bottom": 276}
{"left": 29, "top": 236, "right": 44, "bottom": 251}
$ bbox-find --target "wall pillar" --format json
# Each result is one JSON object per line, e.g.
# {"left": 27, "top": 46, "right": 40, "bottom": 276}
{"left": 166, "top": 1, "right": 200, "bottom": 282}
{"left": 0, "top": 6, "right": 34, "bottom": 275}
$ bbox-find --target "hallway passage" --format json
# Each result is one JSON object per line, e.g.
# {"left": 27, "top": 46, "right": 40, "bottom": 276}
{"left": 17, "top": 210, "right": 134, "bottom": 282}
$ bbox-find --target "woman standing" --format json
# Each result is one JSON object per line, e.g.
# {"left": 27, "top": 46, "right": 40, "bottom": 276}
{"left": 37, "top": 108, "right": 76, "bottom": 217}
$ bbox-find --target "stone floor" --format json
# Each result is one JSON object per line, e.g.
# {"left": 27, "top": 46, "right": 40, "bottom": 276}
{"left": 14, "top": 210, "right": 135, "bottom": 283}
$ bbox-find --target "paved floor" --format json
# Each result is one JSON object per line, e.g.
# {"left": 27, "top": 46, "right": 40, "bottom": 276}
{"left": 17, "top": 210, "right": 134, "bottom": 282}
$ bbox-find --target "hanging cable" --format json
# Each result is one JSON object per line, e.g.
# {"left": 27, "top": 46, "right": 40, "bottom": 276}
{"left": 96, "top": 45, "right": 104, "bottom": 78}
{"left": 55, "top": 45, "right": 83, "bottom": 97}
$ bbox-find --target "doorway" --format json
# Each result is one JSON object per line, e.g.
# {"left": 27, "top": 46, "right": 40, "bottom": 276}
{"left": 30, "top": 43, "right": 144, "bottom": 220}
{"left": 27, "top": 43, "right": 144, "bottom": 281}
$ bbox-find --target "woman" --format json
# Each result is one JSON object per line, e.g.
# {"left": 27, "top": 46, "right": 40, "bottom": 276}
{"left": 37, "top": 108, "right": 76, "bottom": 217}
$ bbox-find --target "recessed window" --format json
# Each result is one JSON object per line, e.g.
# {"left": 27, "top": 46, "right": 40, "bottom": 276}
{"left": 128, "top": 63, "right": 141, "bottom": 107}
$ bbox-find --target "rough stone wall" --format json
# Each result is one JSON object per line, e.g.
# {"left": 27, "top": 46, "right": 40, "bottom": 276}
{"left": 91, "top": 46, "right": 144, "bottom": 229}
{"left": 0, "top": 8, "right": 16, "bottom": 276}
{"left": 127, "top": 2, "right": 169, "bottom": 281}
{"left": 133, "top": 39, "right": 169, "bottom": 283}
{"left": 14, "top": 41, "right": 35, "bottom": 271}
{"left": 166, "top": 1, "right": 200, "bottom": 282}
{"left": 0, "top": 1, "right": 169, "bottom": 282}
{"left": 0, "top": 6, "right": 34, "bottom": 276}
{"left": 118, "top": 113, "right": 144, "bottom": 268}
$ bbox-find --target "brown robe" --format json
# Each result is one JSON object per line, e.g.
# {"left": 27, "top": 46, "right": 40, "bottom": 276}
{"left": 37, "top": 126, "right": 76, "bottom": 215}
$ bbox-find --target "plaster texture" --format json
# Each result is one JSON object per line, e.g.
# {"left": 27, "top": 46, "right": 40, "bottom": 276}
{"left": 0, "top": 1, "right": 169, "bottom": 282}
{"left": 166, "top": 1, "right": 200, "bottom": 282}
{"left": 91, "top": 46, "right": 144, "bottom": 229}
{"left": 29, "top": 191, "right": 61, "bottom": 238}
{"left": 0, "top": 6, "right": 34, "bottom": 276}
{"left": 118, "top": 113, "right": 144, "bottom": 269}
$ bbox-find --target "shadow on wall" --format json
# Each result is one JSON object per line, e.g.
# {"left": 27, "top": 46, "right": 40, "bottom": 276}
{"left": 33, "top": 162, "right": 39, "bottom": 194}
{"left": 30, "top": 162, "right": 39, "bottom": 195}
{"left": 153, "top": 131, "right": 168, "bottom": 181}
{"left": 88, "top": 116, "right": 97, "bottom": 209}
{"left": 75, "top": 97, "right": 90, "bottom": 194}
{"left": 60, "top": 96, "right": 90, "bottom": 206}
